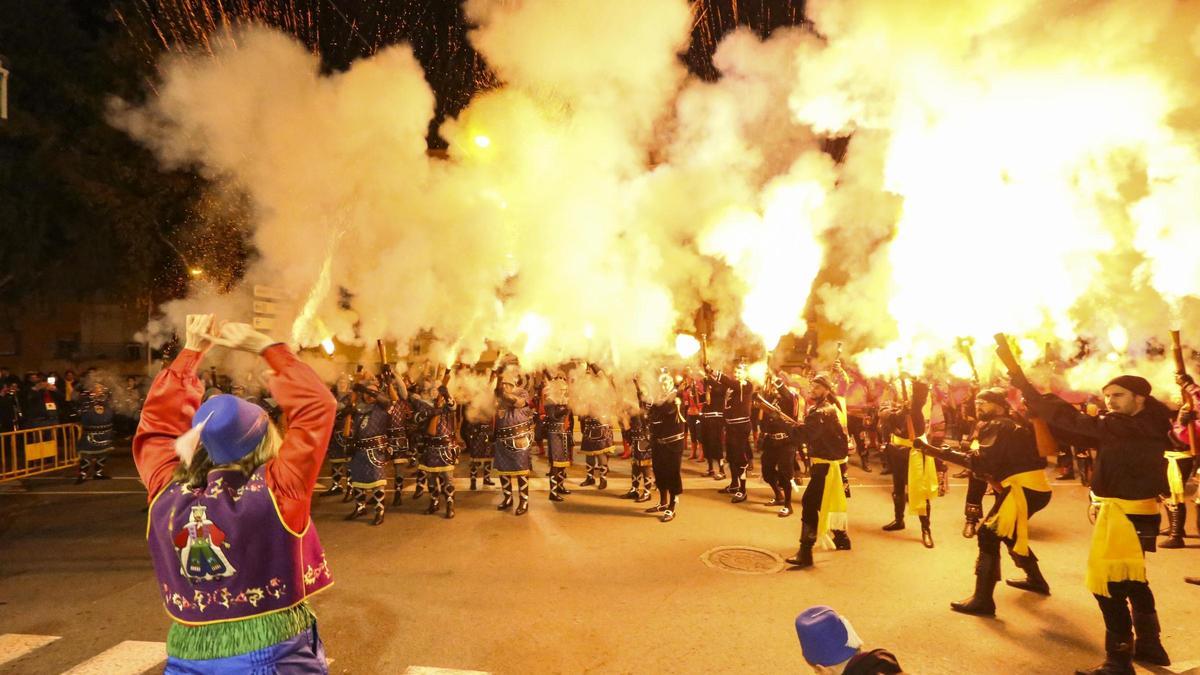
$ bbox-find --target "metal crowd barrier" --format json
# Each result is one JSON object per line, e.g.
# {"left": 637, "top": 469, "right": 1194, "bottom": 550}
{"left": 0, "top": 423, "right": 82, "bottom": 482}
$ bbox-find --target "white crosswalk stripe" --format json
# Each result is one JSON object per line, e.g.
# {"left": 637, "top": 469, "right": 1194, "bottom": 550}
{"left": 400, "top": 662, "right": 489, "bottom": 667}
{"left": 61, "top": 640, "right": 166, "bottom": 674}
{"left": 0, "top": 634, "right": 60, "bottom": 667}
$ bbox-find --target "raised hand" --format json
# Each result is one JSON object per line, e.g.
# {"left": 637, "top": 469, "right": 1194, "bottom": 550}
{"left": 183, "top": 314, "right": 220, "bottom": 354}
{"left": 210, "top": 322, "right": 278, "bottom": 354}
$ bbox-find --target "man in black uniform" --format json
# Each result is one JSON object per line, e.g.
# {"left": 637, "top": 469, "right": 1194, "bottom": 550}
{"left": 878, "top": 380, "right": 938, "bottom": 548}
{"left": 75, "top": 382, "right": 116, "bottom": 482}
{"left": 786, "top": 374, "right": 852, "bottom": 568}
{"left": 916, "top": 388, "right": 1051, "bottom": 617}
{"left": 700, "top": 367, "right": 727, "bottom": 480}
{"left": 1018, "top": 373, "right": 1172, "bottom": 674}
{"left": 645, "top": 371, "right": 686, "bottom": 522}
{"left": 710, "top": 361, "right": 754, "bottom": 503}
{"left": 759, "top": 372, "right": 801, "bottom": 517}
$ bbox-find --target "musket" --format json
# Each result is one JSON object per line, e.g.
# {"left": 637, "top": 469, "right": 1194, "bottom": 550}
{"left": 376, "top": 340, "right": 399, "bottom": 403}
{"left": 1171, "top": 329, "right": 1188, "bottom": 382}
{"left": 700, "top": 333, "right": 709, "bottom": 370}
{"left": 754, "top": 392, "right": 801, "bottom": 428}
{"left": 913, "top": 437, "right": 990, "bottom": 480}
{"left": 343, "top": 364, "right": 364, "bottom": 438}
{"left": 993, "top": 332, "right": 1059, "bottom": 459}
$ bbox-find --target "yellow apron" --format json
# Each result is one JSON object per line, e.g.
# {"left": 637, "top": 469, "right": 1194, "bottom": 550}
{"left": 983, "top": 469, "right": 1052, "bottom": 556}
{"left": 893, "top": 435, "right": 939, "bottom": 516}
{"left": 1086, "top": 497, "right": 1159, "bottom": 597}
{"left": 813, "top": 457, "right": 849, "bottom": 550}
{"left": 1165, "top": 451, "right": 1190, "bottom": 503}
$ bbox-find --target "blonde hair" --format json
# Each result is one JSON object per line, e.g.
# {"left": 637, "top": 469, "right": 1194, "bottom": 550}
{"left": 173, "top": 421, "right": 282, "bottom": 490}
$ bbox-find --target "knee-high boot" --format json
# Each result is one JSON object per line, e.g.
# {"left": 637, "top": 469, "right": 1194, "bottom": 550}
{"left": 497, "top": 476, "right": 514, "bottom": 510}
{"left": 444, "top": 476, "right": 456, "bottom": 519}
{"left": 882, "top": 493, "right": 906, "bottom": 531}
{"left": 392, "top": 473, "right": 404, "bottom": 507}
{"left": 515, "top": 476, "right": 530, "bottom": 515}
{"left": 1006, "top": 551, "right": 1051, "bottom": 595}
{"left": 345, "top": 489, "right": 367, "bottom": 520}
{"left": 426, "top": 475, "right": 443, "bottom": 515}
{"left": 370, "top": 488, "right": 386, "bottom": 525}
{"left": 950, "top": 552, "right": 998, "bottom": 616}
{"left": 786, "top": 522, "right": 817, "bottom": 568}
{"left": 469, "top": 462, "right": 479, "bottom": 491}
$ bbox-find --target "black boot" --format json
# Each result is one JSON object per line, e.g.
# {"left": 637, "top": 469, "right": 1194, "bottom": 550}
{"left": 391, "top": 477, "right": 404, "bottom": 507}
{"left": 514, "top": 478, "right": 529, "bottom": 515}
{"left": 950, "top": 553, "right": 998, "bottom": 617}
{"left": 786, "top": 523, "right": 817, "bottom": 568}
{"left": 715, "top": 459, "right": 727, "bottom": 481}
{"left": 497, "top": 477, "right": 514, "bottom": 510}
{"left": 1006, "top": 555, "right": 1051, "bottom": 595}
{"left": 345, "top": 491, "right": 367, "bottom": 520}
{"left": 920, "top": 513, "right": 934, "bottom": 548}
{"left": 597, "top": 464, "right": 608, "bottom": 490}
{"left": 556, "top": 468, "right": 571, "bottom": 495}
{"left": 444, "top": 483, "right": 456, "bottom": 520}
{"left": 1159, "top": 503, "right": 1185, "bottom": 549}
{"left": 469, "top": 464, "right": 478, "bottom": 491}
{"left": 580, "top": 466, "right": 596, "bottom": 487}
{"left": 1132, "top": 612, "right": 1170, "bottom": 666}
{"left": 549, "top": 469, "right": 565, "bottom": 502}
{"left": 413, "top": 472, "right": 426, "bottom": 500}
{"left": 882, "top": 495, "right": 906, "bottom": 531}
{"left": 321, "top": 482, "right": 342, "bottom": 497}
{"left": 832, "top": 530, "right": 852, "bottom": 551}
{"left": 1074, "top": 632, "right": 1135, "bottom": 675}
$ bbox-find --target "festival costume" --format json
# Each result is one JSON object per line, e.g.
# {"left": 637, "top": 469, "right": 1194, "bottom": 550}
{"left": 700, "top": 372, "right": 727, "bottom": 478}
{"left": 463, "top": 419, "right": 495, "bottom": 491}
{"left": 346, "top": 395, "right": 400, "bottom": 526}
{"left": 621, "top": 411, "right": 655, "bottom": 503}
{"left": 543, "top": 402, "right": 571, "bottom": 501}
{"left": 879, "top": 381, "right": 939, "bottom": 548}
{"left": 647, "top": 396, "right": 686, "bottom": 522}
{"left": 760, "top": 384, "right": 800, "bottom": 516}
{"left": 579, "top": 416, "right": 613, "bottom": 489}
{"left": 494, "top": 391, "right": 535, "bottom": 516}
{"left": 787, "top": 397, "right": 851, "bottom": 568}
{"left": 413, "top": 388, "right": 460, "bottom": 519}
{"left": 1023, "top": 385, "right": 1171, "bottom": 674}
{"left": 76, "top": 392, "right": 115, "bottom": 482}
{"left": 133, "top": 346, "right": 336, "bottom": 671}
{"left": 321, "top": 391, "right": 352, "bottom": 498}
{"left": 710, "top": 370, "right": 754, "bottom": 502}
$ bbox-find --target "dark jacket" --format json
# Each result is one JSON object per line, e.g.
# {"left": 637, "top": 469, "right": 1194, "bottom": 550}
{"left": 844, "top": 648, "right": 904, "bottom": 675}
{"left": 800, "top": 397, "right": 849, "bottom": 461}
{"left": 1025, "top": 393, "right": 1169, "bottom": 500}
{"left": 971, "top": 416, "right": 1046, "bottom": 482}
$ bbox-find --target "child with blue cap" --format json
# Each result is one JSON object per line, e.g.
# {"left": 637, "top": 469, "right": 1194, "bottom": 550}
{"left": 794, "top": 606, "right": 903, "bottom": 674}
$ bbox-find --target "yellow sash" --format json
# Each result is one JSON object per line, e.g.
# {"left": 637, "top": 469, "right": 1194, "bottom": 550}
{"left": 813, "top": 458, "right": 849, "bottom": 550}
{"left": 983, "top": 469, "right": 1052, "bottom": 557}
{"left": 1086, "top": 497, "right": 1158, "bottom": 597}
{"left": 1165, "top": 451, "right": 1190, "bottom": 502}
{"left": 890, "top": 434, "right": 939, "bottom": 516}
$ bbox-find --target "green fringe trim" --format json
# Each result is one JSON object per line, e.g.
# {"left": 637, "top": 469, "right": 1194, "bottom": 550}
{"left": 166, "top": 603, "right": 315, "bottom": 660}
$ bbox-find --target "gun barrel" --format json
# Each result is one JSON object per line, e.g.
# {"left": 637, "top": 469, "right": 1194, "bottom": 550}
{"left": 753, "top": 393, "right": 801, "bottom": 428}
{"left": 1171, "top": 330, "right": 1186, "bottom": 376}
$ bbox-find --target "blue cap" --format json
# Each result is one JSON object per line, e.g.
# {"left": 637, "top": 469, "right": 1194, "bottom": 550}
{"left": 193, "top": 394, "right": 269, "bottom": 465}
{"left": 794, "top": 606, "right": 861, "bottom": 667}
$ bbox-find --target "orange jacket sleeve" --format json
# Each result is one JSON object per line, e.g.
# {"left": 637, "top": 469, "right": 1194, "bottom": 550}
{"left": 133, "top": 349, "right": 204, "bottom": 501}
{"left": 261, "top": 345, "right": 337, "bottom": 533}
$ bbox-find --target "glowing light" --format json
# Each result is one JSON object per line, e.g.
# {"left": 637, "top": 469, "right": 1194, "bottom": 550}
{"left": 949, "top": 359, "right": 973, "bottom": 380}
{"left": 188, "top": 268, "right": 204, "bottom": 277}
{"left": 321, "top": 338, "right": 335, "bottom": 355}
{"left": 675, "top": 334, "right": 700, "bottom": 359}
{"left": 516, "top": 312, "right": 551, "bottom": 360}
{"left": 473, "top": 134, "right": 491, "bottom": 148}
{"left": 747, "top": 361, "right": 769, "bottom": 385}
{"left": 1109, "top": 325, "right": 1129, "bottom": 353}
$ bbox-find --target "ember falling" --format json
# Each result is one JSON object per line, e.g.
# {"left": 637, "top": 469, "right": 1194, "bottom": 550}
{"left": 115, "top": 0, "right": 1200, "bottom": 399}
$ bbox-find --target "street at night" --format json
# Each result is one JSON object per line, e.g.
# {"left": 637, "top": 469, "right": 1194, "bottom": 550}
{"left": 1, "top": 449, "right": 1198, "bottom": 674}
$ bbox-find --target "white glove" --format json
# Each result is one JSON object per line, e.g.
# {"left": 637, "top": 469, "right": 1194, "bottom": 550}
{"left": 183, "top": 314, "right": 218, "bottom": 353}
{"left": 211, "top": 322, "right": 278, "bottom": 354}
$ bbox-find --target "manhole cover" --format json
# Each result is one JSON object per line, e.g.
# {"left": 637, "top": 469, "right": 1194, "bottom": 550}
{"left": 700, "top": 546, "right": 787, "bottom": 575}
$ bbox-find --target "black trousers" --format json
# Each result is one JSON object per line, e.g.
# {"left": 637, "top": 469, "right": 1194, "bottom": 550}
{"left": 651, "top": 441, "right": 685, "bottom": 495}
{"left": 977, "top": 487, "right": 1051, "bottom": 560}
{"left": 700, "top": 418, "right": 725, "bottom": 461}
{"left": 761, "top": 437, "right": 796, "bottom": 486}
{"left": 885, "top": 445, "right": 909, "bottom": 502}
{"left": 964, "top": 475, "right": 988, "bottom": 518}
{"left": 1093, "top": 513, "right": 1160, "bottom": 635}
{"left": 801, "top": 462, "right": 833, "bottom": 527}
{"left": 725, "top": 423, "right": 751, "bottom": 472}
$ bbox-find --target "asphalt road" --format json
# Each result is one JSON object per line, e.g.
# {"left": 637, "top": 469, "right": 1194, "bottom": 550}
{"left": 1, "top": 449, "right": 1198, "bottom": 674}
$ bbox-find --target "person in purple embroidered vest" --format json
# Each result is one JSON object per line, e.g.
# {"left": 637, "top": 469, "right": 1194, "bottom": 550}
{"left": 134, "top": 315, "right": 337, "bottom": 673}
